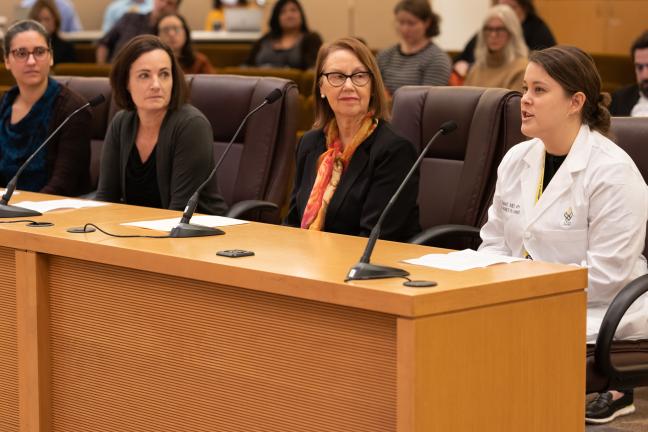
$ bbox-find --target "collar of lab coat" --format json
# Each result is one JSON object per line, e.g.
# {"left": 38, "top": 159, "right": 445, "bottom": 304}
{"left": 521, "top": 124, "right": 591, "bottom": 227}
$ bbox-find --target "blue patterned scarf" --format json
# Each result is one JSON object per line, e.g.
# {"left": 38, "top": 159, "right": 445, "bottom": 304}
{"left": 0, "top": 78, "right": 61, "bottom": 191}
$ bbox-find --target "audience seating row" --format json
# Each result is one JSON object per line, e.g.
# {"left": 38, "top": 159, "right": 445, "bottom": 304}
{"left": 53, "top": 74, "right": 299, "bottom": 223}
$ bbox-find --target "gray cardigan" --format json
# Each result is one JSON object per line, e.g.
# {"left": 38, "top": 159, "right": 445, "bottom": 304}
{"left": 95, "top": 104, "right": 227, "bottom": 215}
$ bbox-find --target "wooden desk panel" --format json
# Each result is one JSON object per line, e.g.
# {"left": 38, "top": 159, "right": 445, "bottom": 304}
{"left": 0, "top": 193, "right": 588, "bottom": 431}
{"left": 47, "top": 255, "right": 396, "bottom": 432}
{"left": 0, "top": 247, "right": 19, "bottom": 432}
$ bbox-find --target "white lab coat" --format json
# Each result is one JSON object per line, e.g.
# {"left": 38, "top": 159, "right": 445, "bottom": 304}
{"left": 480, "top": 125, "right": 648, "bottom": 343}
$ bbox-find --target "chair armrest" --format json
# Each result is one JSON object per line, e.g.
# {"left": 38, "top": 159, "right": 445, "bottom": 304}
{"left": 594, "top": 274, "right": 648, "bottom": 383}
{"left": 226, "top": 200, "right": 278, "bottom": 219}
{"left": 408, "top": 224, "right": 481, "bottom": 246}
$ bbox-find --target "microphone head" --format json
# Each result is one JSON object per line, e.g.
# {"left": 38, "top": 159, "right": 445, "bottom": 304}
{"left": 440, "top": 120, "right": 457, "bottom": 135}
{"left": 265, "top": 89, "right": 283, "bottom": 104}
{"left": 88, "top": 94, "right": 106, "bottom": 107}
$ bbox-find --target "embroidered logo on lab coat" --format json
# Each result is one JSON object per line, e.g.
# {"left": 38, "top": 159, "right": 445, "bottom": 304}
{"left": 562, "top": 207, "right": 574, "bottom": 226}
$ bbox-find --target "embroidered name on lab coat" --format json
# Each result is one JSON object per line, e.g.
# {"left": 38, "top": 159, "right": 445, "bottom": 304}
{"left": 501, "top": 201, "right": 520, "bottom": 215}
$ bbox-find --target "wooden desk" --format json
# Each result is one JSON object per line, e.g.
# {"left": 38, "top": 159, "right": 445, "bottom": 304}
{"left": 0, "top": 193, "right": 587, "bottom": 432}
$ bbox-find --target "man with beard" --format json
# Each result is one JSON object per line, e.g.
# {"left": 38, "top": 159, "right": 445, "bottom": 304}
{"left": 610, "top": 31, "right": 648, "bottom": 117}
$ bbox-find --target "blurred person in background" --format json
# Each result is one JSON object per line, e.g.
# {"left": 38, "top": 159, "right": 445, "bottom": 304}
{"left": 28, "top": 0, "right": 76, "bottom": 65}
{"left": 97, "top": 0, "right": 181, "bottom": 64}
{"left": 455, "top": 0, "right": 554, "bottom": 78}
{"left": 464, "top": 4, "right": 529, "bottom": 92}
{"left": 377, "top": 0, "right": 451, "bottom": 96}
{"left": 610, "top": 30, "right": 648, "bottom": 117}
{"left": 156, "top": 13, "right": 214, "bottom": 74}
{"left": 21, "top": 0, "right": 82, "bottom": 32}
{"left": 245, "top": 0, "right": 322, "bottom": 70}
{"left": 102, "top": 0, "right": 153, "bottom": 33}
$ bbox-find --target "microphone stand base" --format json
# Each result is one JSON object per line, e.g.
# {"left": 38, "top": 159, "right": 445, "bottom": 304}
{"left": 0, "top": 204, "right": 42, "bottom": 218}
{"left": 345, "top": 261, "right": 410, "bottom": 282}
{"left": 169, "top": 223, "right": 225, "bottom": 238}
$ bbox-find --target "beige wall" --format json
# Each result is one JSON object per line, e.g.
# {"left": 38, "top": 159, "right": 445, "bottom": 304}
{"left": 1, "top": 0, "right": 645, "bottom": 54}
{"left": 0, "top": 0, "right": 485, "bottom": 51}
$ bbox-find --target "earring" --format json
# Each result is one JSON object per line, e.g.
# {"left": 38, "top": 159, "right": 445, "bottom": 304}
{"left": 321, "top": 94, "right": 325, "bottom": 99}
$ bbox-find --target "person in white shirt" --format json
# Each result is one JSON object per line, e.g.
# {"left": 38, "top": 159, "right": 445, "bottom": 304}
{"left": 102, "top": 0, "right": 153, "bottom": 32}
{"left": 479, "top": 45, "right": 648, "bottom": 425}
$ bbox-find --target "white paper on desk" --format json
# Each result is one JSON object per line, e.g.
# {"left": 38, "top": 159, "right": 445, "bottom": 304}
{"left": 403, "top": 249, "right": 525, "bottom": 271}
{"left": 14, "top": 198, "right": 108, "bottom": 213}
{"left": 121, "top": 215, "right": 248, "bottom": 232}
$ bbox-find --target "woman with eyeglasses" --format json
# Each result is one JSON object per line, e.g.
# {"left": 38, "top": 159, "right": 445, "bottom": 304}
{"left": 0, "top": 20, "right": 91, "bottom": 196}
{"left": 284, "top": 37, "right": 421, "bottom": 241}
{"left": 464, "top": 4, "right": 529, "bottom": 92}
{"left": 155, "top": 13, "right": 214, "bottom": 74}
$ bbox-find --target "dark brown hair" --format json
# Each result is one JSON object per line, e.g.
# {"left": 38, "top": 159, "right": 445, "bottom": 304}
{"left": 631, "top": 30, "right": 648, "bottom": 57}
{"left": 3, "top": 20, "right": 50, "bottom": 56}
{"left": 529, "top": 45, "right": 610, "bottom": 135}
{"left": 28, "top": 0, "right": 61, "bottom": 34}
{"left": 394, "top": 0, "right": 441, "bottom": 38}
{"left": 313, "top": 37, "right": 389, "bottom": 129}
{"left": 110, "top": 35, "right": 188, "bottom": 111}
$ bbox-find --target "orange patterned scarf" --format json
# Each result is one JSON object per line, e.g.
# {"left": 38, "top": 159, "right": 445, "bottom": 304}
{"left": 301, "top": 115, "right": 378, "bottom": 230}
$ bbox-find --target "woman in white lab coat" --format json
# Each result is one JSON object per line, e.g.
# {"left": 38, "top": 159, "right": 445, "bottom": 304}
{"left": 479, "top": 45, "right": 648, "bottom": 424}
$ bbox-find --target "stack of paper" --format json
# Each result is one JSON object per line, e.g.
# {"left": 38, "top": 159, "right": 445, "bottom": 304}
{"left": 404, "top": 249, "right": 525, "bottom": 271}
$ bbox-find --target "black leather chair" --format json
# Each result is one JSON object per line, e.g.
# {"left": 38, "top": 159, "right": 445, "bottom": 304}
{"left": 390, "top": 86, "right": 524, "bottom": 247}
{"left": 586, "top": 117, "right": 648, "bottom": 393}
{"left": 53, "top": 74, "right": 299, "bottom": 221}
{"left": 187, "top": 74, "right": 299, "bottom": 222}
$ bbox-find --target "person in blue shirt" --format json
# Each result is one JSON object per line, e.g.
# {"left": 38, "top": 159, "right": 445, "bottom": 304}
{"left": 102, "top": 0, "right": 153, "bottom": 32}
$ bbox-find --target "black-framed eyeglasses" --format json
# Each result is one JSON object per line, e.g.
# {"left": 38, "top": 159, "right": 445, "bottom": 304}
{"left": 10, "top": 47, "right": 51, "bottom": 62}
{"left": 321, "top": 71, "right": 372, "bottom": 87}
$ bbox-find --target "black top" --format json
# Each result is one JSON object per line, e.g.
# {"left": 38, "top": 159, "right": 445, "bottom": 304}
{"left": 51, "top": 33, "right": 76, "bottom": 65}
{"left": 125, "top": 143, "right": 162, "bottom": 208}
{"left": 96, "top": 105, "right": 227, "bottom": 216}
{"left": 542, "top": 153, "right": 567, "bottom": 191}
{"left": 284, "top": 120, "right": 421, "bottom": 241}
{"left": 610, "top": 84, "right": 640, "bottom": 117}
{"left": 455, "top": 14, "right": 556, "bottom": 64}
{"left": 245, "top": 32, "right": 323, "bottom": 70}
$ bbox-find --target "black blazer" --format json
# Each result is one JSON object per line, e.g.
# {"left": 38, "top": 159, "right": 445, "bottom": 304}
{"left": 284, "top": 121, "right": 421, "bottom": 241}
{"left": 610, "top": 84, "right": 640, "bottom": 117}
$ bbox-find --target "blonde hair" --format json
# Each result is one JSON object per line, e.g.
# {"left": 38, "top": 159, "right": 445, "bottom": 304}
{"left": 474, "top": 4, "right": 528, "bottom": 67}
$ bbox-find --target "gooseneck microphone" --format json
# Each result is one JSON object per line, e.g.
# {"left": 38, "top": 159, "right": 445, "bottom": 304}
{"left": 345, "top": 120, "right": 458, "bottom": 283}
{"left": 169, "top": 88, "right": 283, "bottom": 238}
{"left": 0, "top": 94, "right": 106, "bottom": 218}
